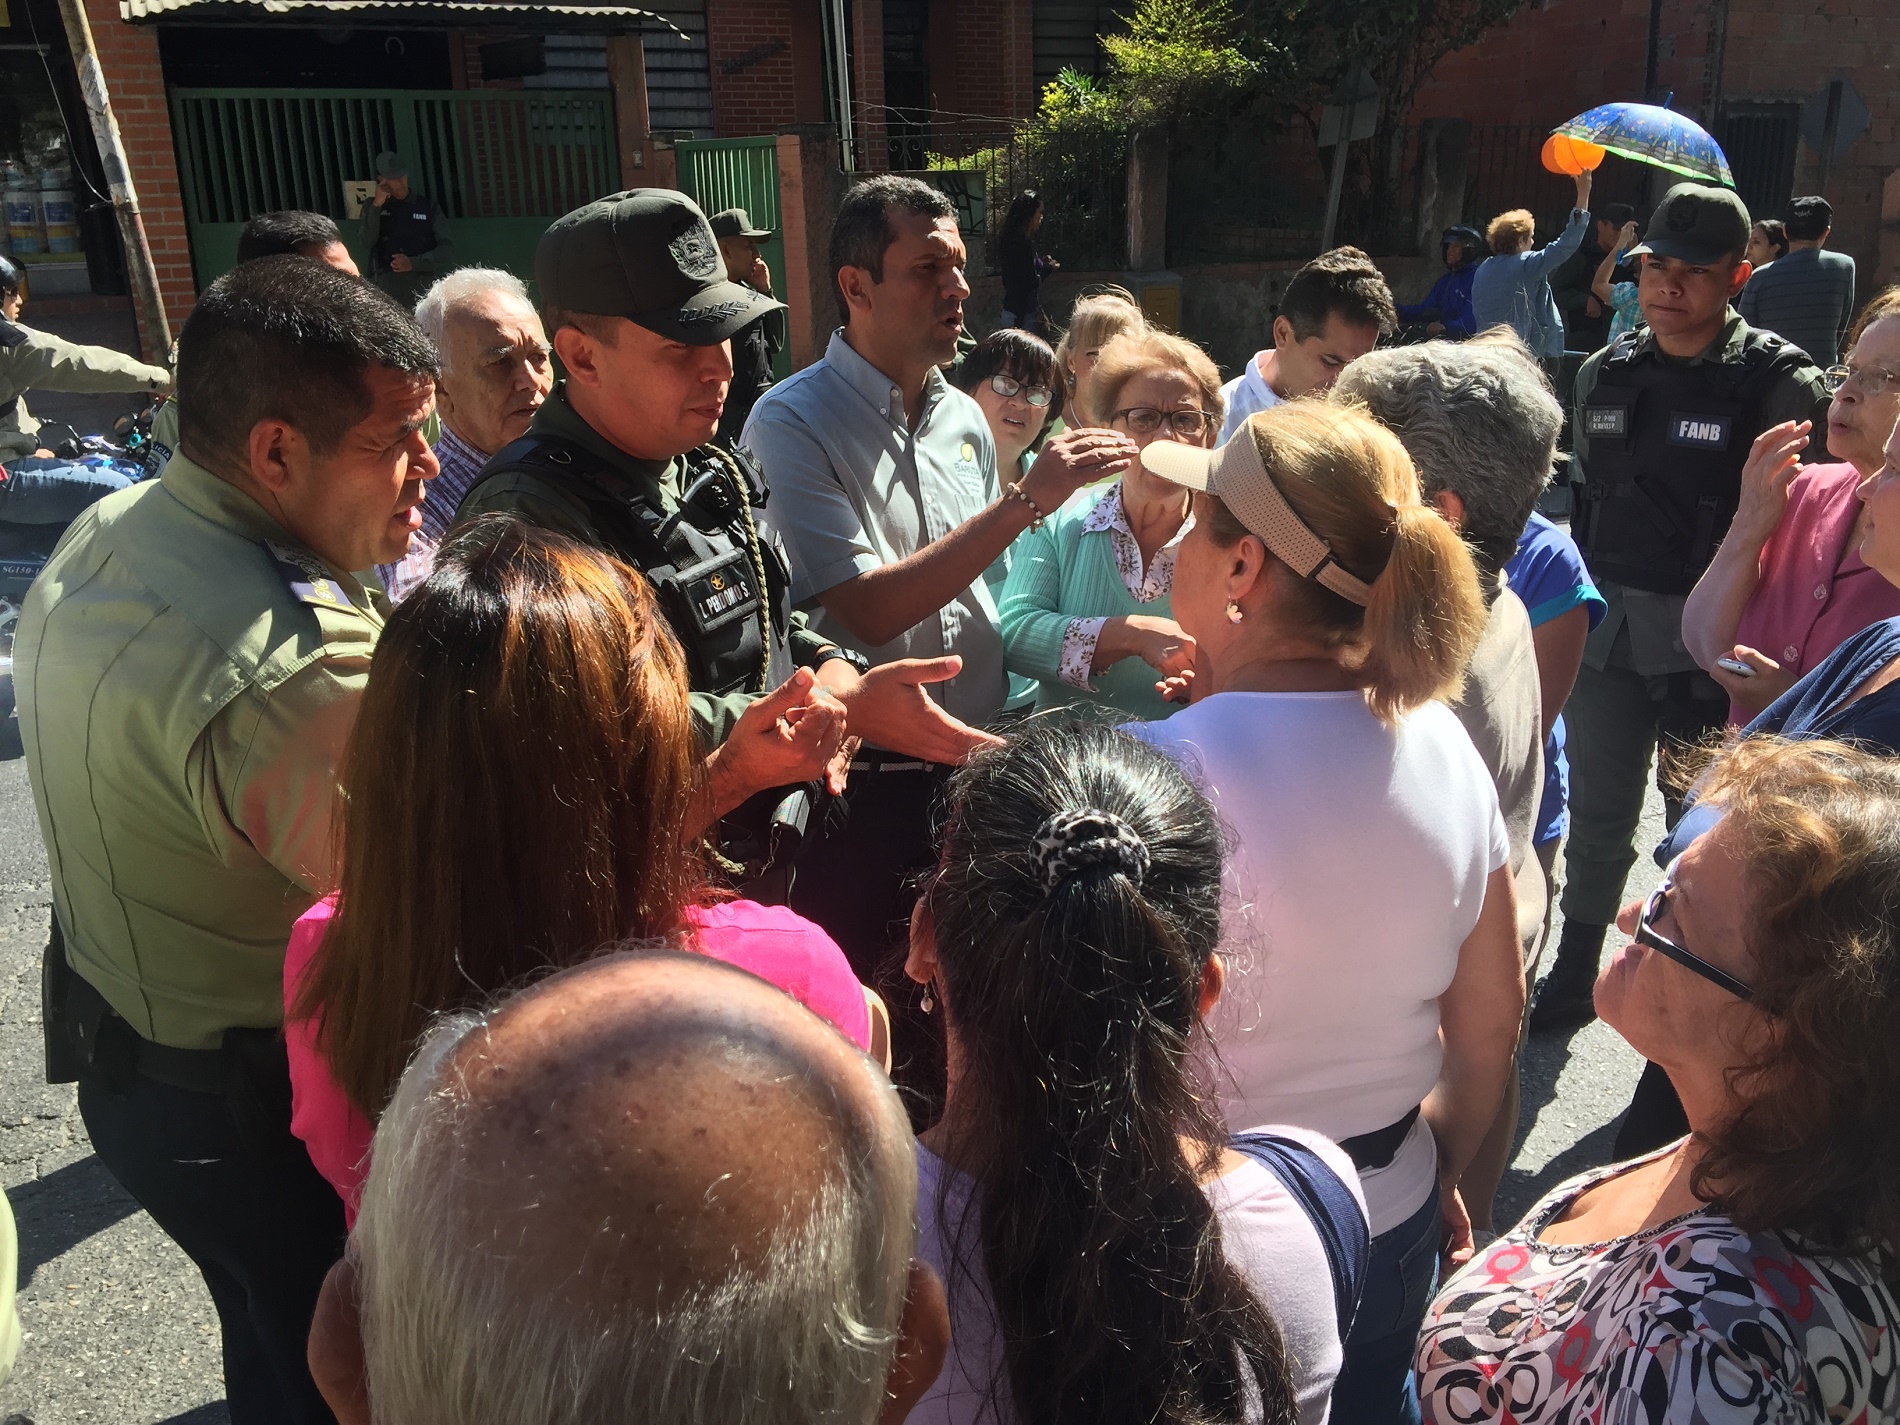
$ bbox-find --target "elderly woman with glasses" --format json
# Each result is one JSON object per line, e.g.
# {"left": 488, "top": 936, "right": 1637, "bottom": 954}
{"left": 997, "top": 329, "right": 1219, "bottom": 718}
{"left": 1417, "top": 735, "right": 1900, "bottom": 1424}
{"left": 956, "top": 327, "right": 1063, "bottom": 479}
{"left": 1684, "top": 286, "right": 1900, "bottom": 720}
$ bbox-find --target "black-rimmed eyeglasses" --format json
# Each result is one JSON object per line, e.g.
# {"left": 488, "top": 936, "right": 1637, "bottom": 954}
{"left": 989, "top": 373, "right": 1053, "bottom": 407}
{"left": 1108, "top": 406, "right": 1218, "bottom": 439}
{"left": 1634, "top": 878, "right": 1755, "bottom": 1002}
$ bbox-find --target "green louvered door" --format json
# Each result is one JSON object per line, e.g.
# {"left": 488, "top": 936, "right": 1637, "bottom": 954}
{"left": 170, "top": 88, "right": 620, "bottom": 297}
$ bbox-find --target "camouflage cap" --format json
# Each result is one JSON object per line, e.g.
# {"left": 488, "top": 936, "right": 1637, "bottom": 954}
{"left": 536, "top": 189, "right": 783, "bottom": 345}
{"left": 1628, "top": 183, "right": 1751, "bottom": 265}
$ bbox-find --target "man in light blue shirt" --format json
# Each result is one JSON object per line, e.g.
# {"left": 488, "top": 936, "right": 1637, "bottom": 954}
{"left": 743, "top": 176, "right": 1131, "bottom": 1108}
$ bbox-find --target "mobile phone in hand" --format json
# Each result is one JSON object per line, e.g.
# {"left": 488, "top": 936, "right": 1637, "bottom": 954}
{"left": 1715, "top": 656, "right": 1756, "bottom": 678}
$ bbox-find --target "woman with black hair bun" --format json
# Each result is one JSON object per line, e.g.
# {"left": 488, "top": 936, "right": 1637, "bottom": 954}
{"left": 905, "top": 716, "right": 1368, "bottom": 1425}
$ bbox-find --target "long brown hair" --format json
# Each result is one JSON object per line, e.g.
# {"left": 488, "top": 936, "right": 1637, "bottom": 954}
{"left": 297, "top": 515, "right": 706, "bottom": 1119}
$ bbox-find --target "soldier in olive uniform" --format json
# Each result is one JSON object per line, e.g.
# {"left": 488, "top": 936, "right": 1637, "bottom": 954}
{"left": 361, "top": 151, "right": 448, "bottom": 309}
{"left": 1534, "top": 185, "right": 1831, "bottom": 1062}
{"left": 19, "top": 257, "right": 439, "bottom": 1425}
{"left": 457, "top": 190, "right": 994, "bottom": 854}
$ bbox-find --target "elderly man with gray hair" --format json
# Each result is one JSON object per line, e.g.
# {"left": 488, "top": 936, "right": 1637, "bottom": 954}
{"left": 376, "top": 266, "right": 553, "bottom": 599}
{"left": 305, "top": 947, "right": 950, "bottom": 1425}
{"left": 1332, "top": 330, "right": 1563, "bottom": 1237}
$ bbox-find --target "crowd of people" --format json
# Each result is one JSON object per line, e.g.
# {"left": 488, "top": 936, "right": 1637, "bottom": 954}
{"left": 6, "top": 158, "right": 1900, "bottom": 1425}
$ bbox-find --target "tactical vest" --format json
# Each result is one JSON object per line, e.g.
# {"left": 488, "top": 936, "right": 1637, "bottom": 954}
{"left": 475, "top": 434, "right": 795, "bottom": 698}
{"left": 1576, "top": 327, "right": 1809, "bottom": 595}
{"left": 371, "top": 194, "right": 438, "bottom": 268}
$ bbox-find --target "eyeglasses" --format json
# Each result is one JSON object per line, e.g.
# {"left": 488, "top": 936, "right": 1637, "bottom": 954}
{"left": 1108, "top": 406, "right": 1218, "bottom": 439}
{"left": 1822, "top": 364, "right": 1900, "bottom": 398}
{"left": 989, "top": 373, "right": 1053, "bottom": 407}
{"left": 1634, "top": 877, "right": 1755, "bottom": 1002}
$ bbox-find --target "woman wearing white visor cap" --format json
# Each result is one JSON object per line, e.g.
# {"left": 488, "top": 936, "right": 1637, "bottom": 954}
{"left": 1128, "top": 402, "right": 1525, "bottom": 1425}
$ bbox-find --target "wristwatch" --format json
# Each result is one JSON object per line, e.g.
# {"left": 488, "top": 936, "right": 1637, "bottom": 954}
{"left": 813, "top": 645, "right": 870, "bottom": 676}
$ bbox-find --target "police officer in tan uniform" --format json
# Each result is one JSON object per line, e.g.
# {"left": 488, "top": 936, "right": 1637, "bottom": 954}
{"left": 18, "top": 257, "right": 438, "bottom": 1425}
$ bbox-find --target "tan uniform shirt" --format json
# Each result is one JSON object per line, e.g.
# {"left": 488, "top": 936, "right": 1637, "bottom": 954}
{"left": 17, "top": 452, "right": 384, "bottom": 1049}
{"left": 0, "top": 319, "right": 170, "bottom": 462}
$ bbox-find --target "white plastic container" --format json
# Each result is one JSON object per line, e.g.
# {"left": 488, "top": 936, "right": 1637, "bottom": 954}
{"left": 41, "top": 188, "right": 78, "bottom": 252}
{"left": 4, "top": 189, "right": 43, "bottom": 256}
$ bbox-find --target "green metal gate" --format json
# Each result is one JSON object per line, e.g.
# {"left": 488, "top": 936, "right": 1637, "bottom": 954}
{"left": 675, "top": 136, "right": 788, "bottom": 378}
{"left": 170, "top": 88, "right": 620, "bottom": 294}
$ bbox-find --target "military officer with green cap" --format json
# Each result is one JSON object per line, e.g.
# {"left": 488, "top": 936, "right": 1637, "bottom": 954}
{"left": 1532, "top": 183, "right": 1830, "bottom": 1044}
{"left": 18, "top": 256, "right": 439, "bottom": 1425}
{"left": 457, "top": 188, "right": 995, "bottom": 857}
{"left": 709, "top": 205, "right": 784, "bottom": 444}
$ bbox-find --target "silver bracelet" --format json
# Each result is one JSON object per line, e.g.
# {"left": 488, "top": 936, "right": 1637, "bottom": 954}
{"left": 1006, "top": 481, "right": 1047, "bottom": 530}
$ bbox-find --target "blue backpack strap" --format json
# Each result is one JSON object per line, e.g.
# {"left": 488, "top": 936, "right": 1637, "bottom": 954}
{"left": 1230, "top": 1131, "right": 1371, "bottom": 1337}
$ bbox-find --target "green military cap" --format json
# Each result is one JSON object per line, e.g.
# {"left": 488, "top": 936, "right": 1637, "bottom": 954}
{"left": 709, "top": 207, "right": 773, "bottom": 241}
{"left": 537, "top": 189, "right": 784, "bottom": 345}
{"left": 1629, "top": 183, "right": 1751, "bottom": 265}
{"left": 374, "top": 150, "right": 409, "bottom": 180}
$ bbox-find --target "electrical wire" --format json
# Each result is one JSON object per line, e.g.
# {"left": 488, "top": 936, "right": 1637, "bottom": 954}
{"left": 21, "top": 0, "right": 114, "bottom": 206}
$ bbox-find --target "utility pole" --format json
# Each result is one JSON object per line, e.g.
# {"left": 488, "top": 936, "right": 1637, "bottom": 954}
{"left": 54, "top": 0, "right": 172, "bottom": 361}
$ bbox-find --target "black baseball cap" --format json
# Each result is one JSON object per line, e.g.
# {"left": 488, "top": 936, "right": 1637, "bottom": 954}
{"left": 709, "top": 207, "right": 773, "bottom": 241}
{"left": 536, "top": 189, "right": 784, "bottom": 345}
{"left": 1628, "top": 183, "right": 1751, "bottom": 264}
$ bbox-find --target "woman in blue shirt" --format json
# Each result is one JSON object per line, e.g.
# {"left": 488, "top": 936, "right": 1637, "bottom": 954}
{"left": 1470, "top": 171, "right": 1594, "bottom": 361}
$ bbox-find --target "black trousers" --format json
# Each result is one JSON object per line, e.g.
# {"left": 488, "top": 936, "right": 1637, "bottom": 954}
{"left": 792, "top": 754, "right": 950, "bottom": 1130}
{"left": 77, "top": 1047, "right": 346, "bottom": 1425}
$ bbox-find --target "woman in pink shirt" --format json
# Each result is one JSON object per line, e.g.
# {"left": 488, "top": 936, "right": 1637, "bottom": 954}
{"left": 284, "top": 518, "right": 878, "bottom": 1223}
{"left": 1685, "top": 288, "right": 1900, "bottom": 720}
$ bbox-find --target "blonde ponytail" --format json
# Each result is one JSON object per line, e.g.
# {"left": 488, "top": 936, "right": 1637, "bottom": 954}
{"left": 1209, "top": 403, "right": 1485, "bottom": 722}
{"left": 1358, "top": 500, "right": 1485, "bottom": 722}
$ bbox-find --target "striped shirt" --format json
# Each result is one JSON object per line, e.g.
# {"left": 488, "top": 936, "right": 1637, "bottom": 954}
{"left": 375, "top": 423, "right": 488, "bottom": 602}
{"left": 1737, "top": 246, "right": 1856, "bottom": 366}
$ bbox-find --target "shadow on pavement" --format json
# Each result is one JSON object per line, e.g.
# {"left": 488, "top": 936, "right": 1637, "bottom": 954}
{"left": 0, "top": 720, "right": 22, "bottom": 763}
{"left": 1497, "top": 1120, "right": 1623, "bottom": 1231}
{"left": 10, "top": 1155, "right": 139, "bottom": 1287}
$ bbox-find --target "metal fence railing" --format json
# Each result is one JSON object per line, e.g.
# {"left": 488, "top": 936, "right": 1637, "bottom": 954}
{"left": 170, "top": 88, "right": 617, "bottom": 226}
{"left": 922, "top": 123, "right": 1129, "bottom": 274}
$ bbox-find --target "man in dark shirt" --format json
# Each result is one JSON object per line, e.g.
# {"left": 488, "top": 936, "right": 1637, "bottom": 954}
{"left": 361, "top": 151, "right": 448, "bottom": 309}
{"left": 1738, "top": 195, "right": 1858, "bottom": 366}
{"left": 1550, "top": 202, "right": 1635, "bottom": 353}
{"left": 712, "top": 207, "right": 783, "bottom": 447}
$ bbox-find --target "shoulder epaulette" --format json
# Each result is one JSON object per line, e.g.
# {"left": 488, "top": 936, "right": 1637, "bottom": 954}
{"left": 263, "top": 539, "right": 349, "bottom": 610}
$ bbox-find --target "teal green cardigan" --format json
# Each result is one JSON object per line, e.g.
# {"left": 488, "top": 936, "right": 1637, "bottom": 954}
{"left": 997, "top": 485, "right": 1181, "bottom": 721}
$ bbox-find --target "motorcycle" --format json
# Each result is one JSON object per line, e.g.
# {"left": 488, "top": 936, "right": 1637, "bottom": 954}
{"left": 0, "top": 397, "right": 160, "bottom": 718}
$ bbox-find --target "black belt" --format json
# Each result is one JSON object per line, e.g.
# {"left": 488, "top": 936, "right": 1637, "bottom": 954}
{"left": 1339, "top": 1105, "right": 1421, "bottom": 1172}
{"left": 847, "top": 746, "right": 944, "bottom": 774}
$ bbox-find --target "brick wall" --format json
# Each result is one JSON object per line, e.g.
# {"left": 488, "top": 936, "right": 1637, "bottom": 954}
{"left": 707, "top": 0, "right": 803, "bottom": 135}
{"left": 85, "top": 0, "right": 194, "bottom": 354}
{"left": 1720, "top": 0, "right": 1899, "bottom": 286}
{"left": 940, "top": 0, "right": 1035, "bottom": 124}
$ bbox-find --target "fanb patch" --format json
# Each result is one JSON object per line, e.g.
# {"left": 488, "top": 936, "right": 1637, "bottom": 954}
{"left": 265, "top": 539, "right": 345, "bottom": 609}
{"left": 1583, "top": 405, "right": 1629, "bottom": 438}
{"left": 1667, "top": 413, "right": 1733, "bottom": 450}
{"left": 669, "top": 222, "right": 721, "bottom": 280}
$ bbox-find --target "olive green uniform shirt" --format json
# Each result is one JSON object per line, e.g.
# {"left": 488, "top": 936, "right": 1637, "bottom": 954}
{"left": 0, "top": 321, "right": 170, "bottom": 462}
{"left": 17, "top": 452, "right": 384, "bottom": 1050}
{"left": 456, "top": 385, "right": 834, "bottom": 748}
{"left": 1571, "top": 312, "right": 1831, "bottom": 676}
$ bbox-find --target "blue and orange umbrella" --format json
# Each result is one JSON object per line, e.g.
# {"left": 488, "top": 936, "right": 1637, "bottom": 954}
{"left": 1550, "top": 102, "right": 1734, "bottom": 187}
